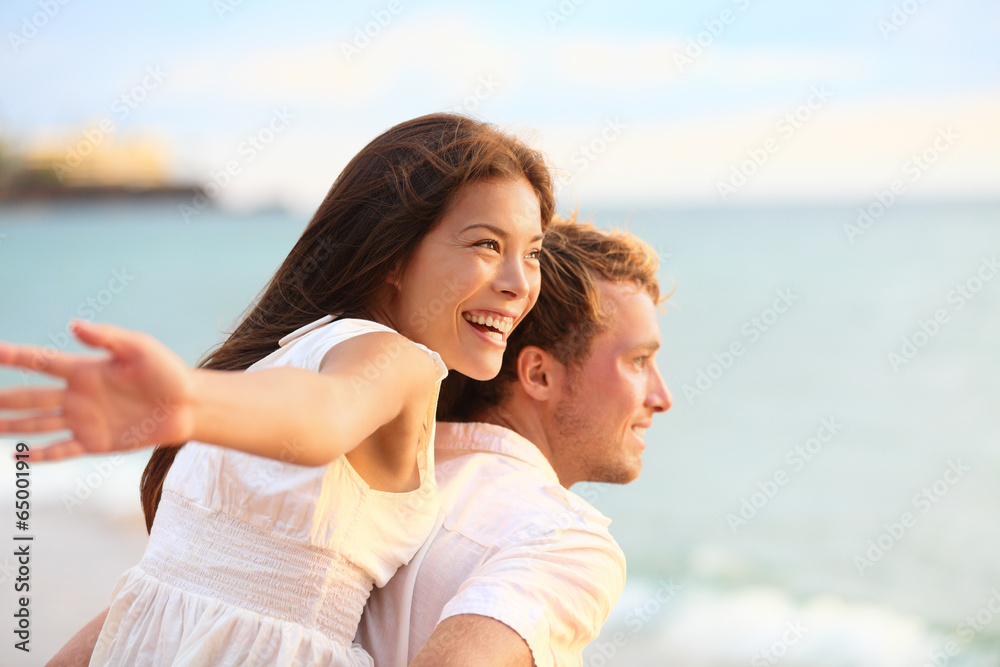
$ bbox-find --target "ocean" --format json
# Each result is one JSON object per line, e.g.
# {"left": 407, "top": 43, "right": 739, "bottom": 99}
{"left": 0, "top": 200, "right": 998, "bottom": 665}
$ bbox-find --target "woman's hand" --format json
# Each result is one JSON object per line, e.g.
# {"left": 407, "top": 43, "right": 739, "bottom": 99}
{"left": 0, "top": 320, "right": 195, "bottom": 461}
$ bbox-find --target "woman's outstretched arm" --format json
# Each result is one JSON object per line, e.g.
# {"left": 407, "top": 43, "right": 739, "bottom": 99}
{"left": 0, "top": 320, "right": 439, "bottom": 465}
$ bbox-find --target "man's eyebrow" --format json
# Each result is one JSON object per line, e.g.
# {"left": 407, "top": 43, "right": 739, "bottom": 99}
{"left": 461, "top": 224, "right": 545, "bottom": 243}
{"left": 629, "top": 341, "right": 661, "bottom": 354}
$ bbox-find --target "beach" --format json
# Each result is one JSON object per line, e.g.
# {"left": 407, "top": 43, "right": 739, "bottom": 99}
{"left": 0, "top": 448, "right": 149, "bottom": 665}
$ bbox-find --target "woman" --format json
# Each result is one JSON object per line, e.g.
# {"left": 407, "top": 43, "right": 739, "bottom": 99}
{"left": 0, "top": 113, "right": 553, "bottom": 665}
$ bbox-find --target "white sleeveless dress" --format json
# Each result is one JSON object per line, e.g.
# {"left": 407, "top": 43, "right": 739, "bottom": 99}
{"left": 90, "top": 317, "right": 447, "bottom": 666}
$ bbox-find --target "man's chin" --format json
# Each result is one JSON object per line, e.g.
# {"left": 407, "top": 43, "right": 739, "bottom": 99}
{"left": 621, "top": 465, "right": 641, "bottom": 485}
{"left": 591, "top": 461, "right": 641, "bottom": 486}
{"left": 619, "top": 454, "right": 643, "bottom": 484}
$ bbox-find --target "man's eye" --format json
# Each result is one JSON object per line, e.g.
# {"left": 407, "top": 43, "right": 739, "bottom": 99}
{"left": 633, "top": 356, "right": 649, "bottom": 367}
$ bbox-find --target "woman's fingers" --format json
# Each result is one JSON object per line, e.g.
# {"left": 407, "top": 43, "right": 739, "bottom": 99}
{"left": 25, "top": 438, "right": 87, "bottom": 462}
{"left": 0, "top": 343, "right": 78, "bottom": 378}
{"left": 0, "top": 387, "right": 64, "bottom": 410}
{"left": 70, "top": 320, "right": 141, "bottom": 360}
{"left": 0, "top": 411, "right": 66, "bottom": 435}
{"left": 0, "top": 320, "right": 141, "bottom": 378}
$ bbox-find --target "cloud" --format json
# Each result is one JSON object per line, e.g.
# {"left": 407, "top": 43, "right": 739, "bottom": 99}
{"left": 13, "top": 5, "right": 993, "bottom": 210}
{"left": 699, "top": 47, "right": 871, "bottom": 86}
{"left": 164, "top": 15, "right": 521, "bottom": 109}
{"left": 549, "top": 34, "right": 687, "bottom": 87}
{"left": 544, "top": 93, "right": 1000, "bottom": 205}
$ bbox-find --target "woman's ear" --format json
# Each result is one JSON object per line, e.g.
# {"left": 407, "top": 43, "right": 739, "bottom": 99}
{"left": 385, "top": 262, "right": 404, "bottom": 290}
{"left": 516, "top": 346, "right": 564, "bottom": 402}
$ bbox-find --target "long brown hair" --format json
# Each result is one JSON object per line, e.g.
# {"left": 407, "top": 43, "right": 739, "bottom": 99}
{"left": 437, "top": 216, "right": 663, "bottom": 421}
{"left": 140, "top": 113, "right": 554, "bottom": 532}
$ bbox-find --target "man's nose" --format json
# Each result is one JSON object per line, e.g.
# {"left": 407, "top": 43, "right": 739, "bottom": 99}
{"left": 647, "top": 362, "right": 672, "bottom": 413}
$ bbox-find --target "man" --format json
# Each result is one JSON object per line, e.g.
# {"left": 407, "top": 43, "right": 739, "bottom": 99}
{"left": 362, "top": 218, "right": 672, "bottom": 666}
{"left": 47, "top": 218, "right": 672, "bottom": 666}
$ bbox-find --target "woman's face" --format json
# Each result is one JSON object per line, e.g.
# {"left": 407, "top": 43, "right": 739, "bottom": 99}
{"left": 390, "top": 177, "right": 544, "bottom": 381}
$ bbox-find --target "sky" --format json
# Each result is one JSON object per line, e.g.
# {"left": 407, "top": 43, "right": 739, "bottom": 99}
{"left": 1, "top": 0, "right": 998, "bottom": 211}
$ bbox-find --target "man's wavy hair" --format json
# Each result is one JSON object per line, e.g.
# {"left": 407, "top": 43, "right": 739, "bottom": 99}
{"left": 437, "top": 216, "right": 665, "bottom": 421}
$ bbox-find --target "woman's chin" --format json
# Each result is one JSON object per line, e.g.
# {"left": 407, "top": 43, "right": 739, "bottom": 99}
{"left": 456, "top": 357, "right": 503, "bottom": 382}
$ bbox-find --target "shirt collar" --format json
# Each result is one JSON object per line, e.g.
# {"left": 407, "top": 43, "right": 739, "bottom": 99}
{"left": 434, "top": 421, "right": 561, "bottom": 486}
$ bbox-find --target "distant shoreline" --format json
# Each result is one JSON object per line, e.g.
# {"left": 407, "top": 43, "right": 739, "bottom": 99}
{"left": 0, "top": 183, "right": 205, "bottom": 204}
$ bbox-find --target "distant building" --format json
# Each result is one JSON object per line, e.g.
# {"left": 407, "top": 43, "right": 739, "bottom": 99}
{"left": 26, "top": 136, "right": 169, "bottom": 188}
{"left": 1, "top": 134, "right": 202, "bottom": 203}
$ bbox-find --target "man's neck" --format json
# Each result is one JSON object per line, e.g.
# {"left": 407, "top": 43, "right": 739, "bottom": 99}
{"left": 472, "top": 397, "right": 572, "bottom": 488}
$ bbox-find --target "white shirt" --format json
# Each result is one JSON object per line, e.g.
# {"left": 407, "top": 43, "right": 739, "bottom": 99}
{"left": 356, "top": 422, "right": 627, "bottom": 667}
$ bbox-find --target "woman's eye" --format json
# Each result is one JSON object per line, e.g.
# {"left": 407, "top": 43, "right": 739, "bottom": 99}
{"left": 475, "top": 240, "right": 500, "bottom": 252}
{"left": 526, "top": 249, "right": 542, "bottom": 260}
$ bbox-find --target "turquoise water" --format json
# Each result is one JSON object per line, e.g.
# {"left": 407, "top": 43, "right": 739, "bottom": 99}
{"left": 1, "top": 201, "right": 999, "bottom": 665}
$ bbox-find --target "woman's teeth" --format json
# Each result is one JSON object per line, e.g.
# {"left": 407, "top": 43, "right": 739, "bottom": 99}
{"left": 463, "top": 313, "right": 513, "bottom": 338}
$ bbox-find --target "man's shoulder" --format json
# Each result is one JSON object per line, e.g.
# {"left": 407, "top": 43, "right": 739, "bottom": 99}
{"left": 436, "top": 448, "right": 625, "bottom": 565}
{"left": 429, "top": 454, "right": 627, "bottom": 667}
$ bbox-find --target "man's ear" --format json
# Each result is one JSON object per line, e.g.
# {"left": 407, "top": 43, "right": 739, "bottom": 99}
{"left": 516, "top": 346, "right": 565, "bottom": 402}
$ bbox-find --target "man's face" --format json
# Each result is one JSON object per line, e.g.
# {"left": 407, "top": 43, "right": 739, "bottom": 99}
{"left": 551, "top": 280, "right": 672, "bottom": 486}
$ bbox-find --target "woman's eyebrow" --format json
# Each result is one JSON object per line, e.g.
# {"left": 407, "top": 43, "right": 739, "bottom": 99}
{"left": 461, "top": 224, "right": 545, "bottom": 243}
